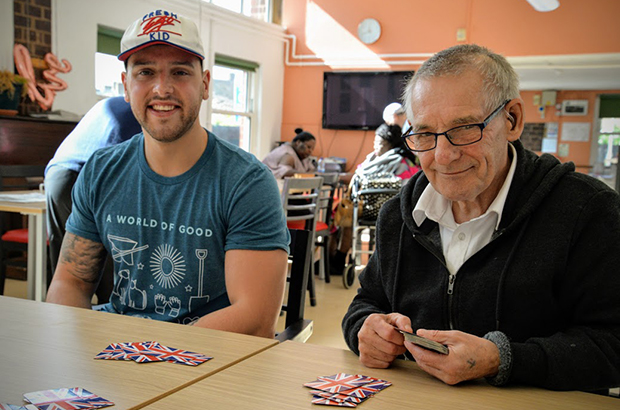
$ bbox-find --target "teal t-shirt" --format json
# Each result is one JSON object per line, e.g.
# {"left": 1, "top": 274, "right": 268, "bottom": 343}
{"left": 66, "top": 131, "right": 289, "bottom": 324}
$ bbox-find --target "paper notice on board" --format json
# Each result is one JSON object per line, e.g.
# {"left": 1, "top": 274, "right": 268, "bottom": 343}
{"left": 561, "top": 122, "right": 590, "bottom": 142}
{"left": 541, "top": 138, "right": 557, "bottom": 153}
{"left": 545, "top": 122, "right": 559, "bottom": 139}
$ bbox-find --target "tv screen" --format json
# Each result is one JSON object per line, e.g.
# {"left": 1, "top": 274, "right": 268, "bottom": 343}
{"left": 322, "top": 70, "right": 413, "bottom": 130}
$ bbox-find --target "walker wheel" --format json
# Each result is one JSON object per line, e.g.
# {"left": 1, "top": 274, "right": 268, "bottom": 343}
{"left": 343, "top": 264, "right": 356, "bottom": 289}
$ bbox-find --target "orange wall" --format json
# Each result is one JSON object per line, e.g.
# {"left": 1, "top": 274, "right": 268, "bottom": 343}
{"left": 281, "top": 0, "right": 620, "bottom": 171}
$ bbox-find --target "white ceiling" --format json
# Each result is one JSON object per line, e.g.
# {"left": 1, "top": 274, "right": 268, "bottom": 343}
{"left": 508, "top": 53, "right": 620, "bottom": 91}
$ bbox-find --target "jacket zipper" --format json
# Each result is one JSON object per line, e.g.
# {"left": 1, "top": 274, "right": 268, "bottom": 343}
{"left": 413, "top": 235, "right": 456, "bottom": 330}
{"left": 447, "top": 273, "right": 456, "bottom": 330}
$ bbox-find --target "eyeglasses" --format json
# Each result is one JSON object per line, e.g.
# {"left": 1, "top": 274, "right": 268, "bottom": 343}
{"left": 401, "top": 100, "right": 511, "bottom": 152}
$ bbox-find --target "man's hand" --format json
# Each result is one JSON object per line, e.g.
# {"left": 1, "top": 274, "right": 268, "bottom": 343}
{"left": 358, "top": 313, "right": 412, "bottom": 368}
{"left": 406, "top": 329, "right": 500, "bottom": 385}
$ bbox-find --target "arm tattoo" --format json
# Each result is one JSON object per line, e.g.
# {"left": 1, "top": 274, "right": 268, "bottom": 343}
{"left": 59, "top": 233, "right": 107, "bottom": 284}
{"left": 467, "top": 359, "right": 476, "bottom": 369}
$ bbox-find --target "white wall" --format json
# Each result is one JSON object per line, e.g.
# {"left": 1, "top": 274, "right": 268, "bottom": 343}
{"left": 51, "top": 0, "right": 286, "bottom": 158}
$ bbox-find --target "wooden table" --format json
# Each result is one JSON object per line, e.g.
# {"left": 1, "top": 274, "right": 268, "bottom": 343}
{"left": 0, "top": 190, "right": 47, "bottom": 301}
{"left": 0, "top": 296, "right": 278, "bottom": 409}
{"left": 143, "top": 340, "right": 618, "bottom": 410}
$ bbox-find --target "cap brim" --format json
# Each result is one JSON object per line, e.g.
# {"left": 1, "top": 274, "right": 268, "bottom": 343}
{"left": 118, "top": 41, "right": 204, "bottom": 62}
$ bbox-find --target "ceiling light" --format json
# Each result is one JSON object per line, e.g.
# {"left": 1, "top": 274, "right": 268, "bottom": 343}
{"left": 526, "top": 0, "right": 560, "bottom": 12}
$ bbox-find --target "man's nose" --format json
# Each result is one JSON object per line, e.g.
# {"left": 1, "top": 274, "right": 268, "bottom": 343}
{"left": 153, "top": 74, "right": 173, "bottom": 96}
{"left": 434, "top": 134, "right": 460, "bottom": 165}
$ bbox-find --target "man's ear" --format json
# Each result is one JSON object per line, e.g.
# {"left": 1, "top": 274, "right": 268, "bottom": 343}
{"left": 121, "top": 71, "right": 129, "bottom": 103}
{"left": 505, "top": 98, "right": 524, "bottom": 142}
{"left": 202, "top": 69, "right": 211, "bottom": 101}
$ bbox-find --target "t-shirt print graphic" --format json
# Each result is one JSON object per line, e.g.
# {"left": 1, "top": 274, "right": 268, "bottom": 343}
{"left": 189, "top": 249, "right": 209, "bottom": 313}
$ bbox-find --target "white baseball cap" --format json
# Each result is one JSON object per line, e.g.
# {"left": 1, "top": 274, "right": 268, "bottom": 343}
{"left": 118, "top": 10, "right": 205, "bottom": 62}
{"left": 382, "top": 102, "right": 405, "bottom": 124}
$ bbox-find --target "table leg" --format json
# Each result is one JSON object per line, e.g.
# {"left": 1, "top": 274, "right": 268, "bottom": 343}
{"left": 34, "top": 212, "right": 47, "bottom": 302}
{"left": 27, "top": 215, "right": 35, "bottom": 300}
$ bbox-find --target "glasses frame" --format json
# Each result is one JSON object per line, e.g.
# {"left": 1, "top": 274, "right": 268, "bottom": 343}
{"left": 402, "top": 99, "right": 511, "bottom": 152}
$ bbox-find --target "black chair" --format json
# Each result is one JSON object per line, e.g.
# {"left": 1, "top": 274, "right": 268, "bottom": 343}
{"left": 276, "top": 228, "right": 313, "bottom": 343}
{"left": 281, "top": 176, "right": 323, "bottom": 306}
{"left": 314, "top": 172, "right": 339, "bottom": 284}
{"left": 0, "top": 165, "right": 46, "bottom": 295}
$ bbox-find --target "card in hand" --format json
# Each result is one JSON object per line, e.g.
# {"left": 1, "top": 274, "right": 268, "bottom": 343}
{"left": 396, "top": 328, "right": 449, "bottom": 355}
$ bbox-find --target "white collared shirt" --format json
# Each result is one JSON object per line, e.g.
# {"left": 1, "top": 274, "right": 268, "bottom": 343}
{"left": 412, "top": 144, "right": 517, "bottom": 274}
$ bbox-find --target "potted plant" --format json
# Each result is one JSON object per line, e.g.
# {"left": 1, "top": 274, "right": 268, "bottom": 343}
{"left": 0, "top": 70, "right": 29, "bottom": 114}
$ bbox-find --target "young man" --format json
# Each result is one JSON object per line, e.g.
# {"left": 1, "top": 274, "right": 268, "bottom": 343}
{"left": 47, "top": 10, "right": 289, "bottom": 339}
{"left": 342, "top": 44, "right": 620, "bottom": 392}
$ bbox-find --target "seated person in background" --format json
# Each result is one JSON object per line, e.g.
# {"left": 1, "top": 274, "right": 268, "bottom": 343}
{"left": 355, "top": 123, "right": 420, "bottom": 182}
{"left": 382, "top": 102, "right": 408, "bottom": 129}
{"left": 262, "top": 128, "right": 317, "bottom": 178}
{"left": 330, "top": 123, "right": 420, "bottom": 275}
{"left": 342, "top": 44, "right": 620, "bottom": 392}
{"left": 46, "top": 9, "right": 289, "bottom": 339}
{"left": 45, "top": 96, "right": 141, "bottom": 303}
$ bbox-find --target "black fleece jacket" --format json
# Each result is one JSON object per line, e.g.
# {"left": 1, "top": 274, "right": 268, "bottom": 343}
{"left": 342, "top": 140, "right": 620, "bottom": 391}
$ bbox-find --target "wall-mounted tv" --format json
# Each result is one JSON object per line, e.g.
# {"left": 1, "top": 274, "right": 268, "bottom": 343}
{"left": 322, "top": 70, "right": 413, "bottom": 130}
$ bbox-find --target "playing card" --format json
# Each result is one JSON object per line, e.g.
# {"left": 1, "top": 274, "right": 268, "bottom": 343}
{"left": 94, "top": 342, "right": 129, "bottom": 361}
{"left": 145, "top": 342, "right": 213, "bottom": 366}
{"left": 335, "top": 385, "right": 379, "bottom": 399}
{"left": 311, "top": 397, "right": 357, "bottom": 407}
{"left": 304, "top": 373, "right": 375, "bottom": 393}
{"left": 396, "top": 328, "right": 449, "bottom": 355}
{"left": 23, "top": 387, "right": 113, "bottom": 410}
{"left": 356, "top": 377, "right": 392, "bottom": 392}
{"left": 309, "top": 391, "right": 364, "bottom": 404}
{"left": 120, "top": 341, "right": 168, "bottom": 363}
{"left": 0, "top": 404, "right": 38, "bottom": 410}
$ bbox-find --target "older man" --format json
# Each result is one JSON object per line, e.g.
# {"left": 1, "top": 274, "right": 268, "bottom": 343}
{"left": 47, "top": 9, "right": 289, "bottom": 338}
{"left": 342, "top": 44, "right": 620, "bottom": 392}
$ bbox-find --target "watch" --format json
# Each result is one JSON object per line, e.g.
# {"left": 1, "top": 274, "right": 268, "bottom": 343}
{"left": 357, "top": 18, "right": 381, "bottom": 45}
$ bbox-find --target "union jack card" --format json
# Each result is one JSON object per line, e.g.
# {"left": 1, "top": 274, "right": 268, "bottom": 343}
{"left": 145, "top": 342, "right": 213, "bottom": 366}
{"left": 0, "top": 404, "right": 38, "bottom": 410}
{"left": 23, "top": 387, "right": 113, "bottom": 410}
{"left": 304, "top": 373, "right": 375, "bottom": 393}
{"left": 309, "top": 391, "right": 364, "bottom": 404}
{"left": 311, "top": 397, "right": 357, "bottom": 407}
{"left": 94, "top": 341, "right": 212, "bottom": 366}
{"left": 305, "top": 373, "right": 391, "bottom": 406}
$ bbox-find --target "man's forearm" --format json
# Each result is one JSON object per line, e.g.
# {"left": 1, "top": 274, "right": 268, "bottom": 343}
{"left": 46, "top": 277, "right": 94, "bottom": 309}
{"left": 191, "top": 303, "right": 277, "bottom": 338}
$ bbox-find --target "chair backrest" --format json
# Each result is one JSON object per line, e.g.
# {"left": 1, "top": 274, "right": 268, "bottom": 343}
{"left": 276, "top": 228, "right": 313, "bottom": 342}
{"left": 282, "top": 228, "right": 312, "bottom": 329}
{"left": 0, "top": 165, "right": 46, "bottom": 191}
{"left": 281, "top": 176, "right": 324, "bottom": 231}
{"left": 315, "top": 172, "right": 339, "bottom": 228}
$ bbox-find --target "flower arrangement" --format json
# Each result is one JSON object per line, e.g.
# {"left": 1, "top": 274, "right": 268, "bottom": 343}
{"left": 0, "top": 70, "right": 29, "bottom": 99}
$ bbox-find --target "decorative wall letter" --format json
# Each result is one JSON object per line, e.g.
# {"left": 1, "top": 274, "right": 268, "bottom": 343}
{"left": 13, "top": 44, "right": 72, "bottom": 110}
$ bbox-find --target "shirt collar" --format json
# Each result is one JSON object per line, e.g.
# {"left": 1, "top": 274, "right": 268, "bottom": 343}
{"left": 413, "top": 143, "right": 518, "bottom": 230}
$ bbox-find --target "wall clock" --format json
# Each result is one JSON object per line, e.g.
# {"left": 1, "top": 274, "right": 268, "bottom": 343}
{"left": 357, "top": 18, "right": 381, "bottom": 45}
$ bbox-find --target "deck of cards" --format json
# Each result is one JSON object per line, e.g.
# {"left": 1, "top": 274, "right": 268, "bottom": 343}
{"left": 304, "top": 373, "right": 391, "bottom": 407}
{"left": 1, "top": 387, "right": 113, "bottom": 410}
{"left": 396, "top": 328, "right": 449, "bottom": 355}
{"left": 94, "top": 341, "right": 213, "bottom": 366}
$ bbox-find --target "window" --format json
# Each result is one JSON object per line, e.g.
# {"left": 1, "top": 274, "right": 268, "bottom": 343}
{"left": 95, "top": 26, "right": 124, "bottom": 98}
{"left": 592, "top": 95, "right": 620, "bottom": 190}
{"left": 203, "top": 0, "right": 272, "bottom": 22}
{"left": 211, "top": 56, "right": 258, "bottom": 151}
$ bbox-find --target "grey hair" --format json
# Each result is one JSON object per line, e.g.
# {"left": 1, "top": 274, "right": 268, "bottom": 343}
{"left": 402, "top": 44, "right": 520, "bottom": 122}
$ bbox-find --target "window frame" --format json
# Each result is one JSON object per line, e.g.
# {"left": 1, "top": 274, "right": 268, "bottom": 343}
{"left": 210, "top": 55, "right": 259, "bottom": 152}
